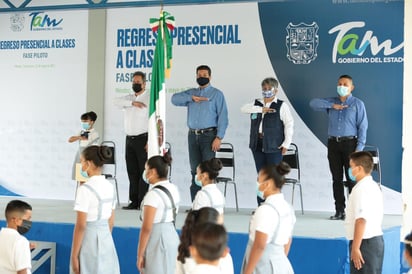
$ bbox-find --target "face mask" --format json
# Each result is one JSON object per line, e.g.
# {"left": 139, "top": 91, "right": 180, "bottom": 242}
{"left": 80, "top": 164, "right": 89, "bottom": 179}
{"left": 142, "top": 170, "right": 150, "bottom": 184}
{"left": 348, "top": 167, "right": 357, "bottom": 182}
{"left": 17, "top": 219, "right": 32, "bottom": 235}
{"left": 197, "top": 77, "right": 210, "bottom": 86}
{"left": 132, "top": 83, "right": 143, "bottom": 93}
{"left": 256, "top": 182, "right": 264, "bottom": 200}
{"left": 337, "top": 86, "right": 350, "bottom": 97}
{"left": 81, "top": 122, "right": 90, "bottom": 130}
{"left": 262, "top": 88, "right": 275, "bottom": 98}
{"left": 194, "top": 175, "right": 203, "bottom": 187}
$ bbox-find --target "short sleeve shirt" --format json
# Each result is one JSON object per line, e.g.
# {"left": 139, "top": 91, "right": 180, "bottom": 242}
{"left": 142, "top": 180, "right": 180, "bottom": 223}
{"left": 192, "top": 184, "right": 225, "bottom": 214}
{"left": 0, "top": 228, "right": 32, "bottom": 274}
{"left": 345, "top": 175, "right": 383, "bottom": 240}
{"left": 249, "top": 193, "right": 296, "bottom": 245}
{"left": 74, "top": 175, "right": 116, "bottom": 221}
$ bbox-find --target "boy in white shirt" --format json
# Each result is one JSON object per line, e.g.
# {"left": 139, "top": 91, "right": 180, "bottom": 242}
{"left": 0, "top": 200, "right": 33, "bottom": 274}
{"left": 189, "top": 222, "right": 229, "bottom": 274}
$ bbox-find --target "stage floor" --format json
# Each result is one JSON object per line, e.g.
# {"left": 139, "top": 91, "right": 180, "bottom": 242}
{"left": 0, "top": 196, "right": 402, "bottom": 238}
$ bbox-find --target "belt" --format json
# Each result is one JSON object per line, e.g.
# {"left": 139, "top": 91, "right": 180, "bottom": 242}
{"left": 127, "top": 132, "right": 148, "bottom": 139}
{"left": 328, "top": 136, "right": 356, "bottom": 142}
{"left": 189, "top": 127, "right": 217, "bottom": 135}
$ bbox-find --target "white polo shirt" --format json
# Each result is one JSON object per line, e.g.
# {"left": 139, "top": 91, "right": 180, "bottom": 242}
{"left": 74, "top": 175, "right": 117, "bottom": 221}
{"left": 345, "top": 175, "right": 383, "bottom": 240}
{"left": 142, "top": 180, "right": 180, "bottom": 223}
{"left": 174, "top": 253, "right": 234, "bottom": 274}
{"left": 192, "top": 184, "right": 225, "bottom": 214}
{"left": 249, "top": 193, "right": 296, "bottom": 245}
{"left": 0, "top": 228, "right": 32, "bottom": 274}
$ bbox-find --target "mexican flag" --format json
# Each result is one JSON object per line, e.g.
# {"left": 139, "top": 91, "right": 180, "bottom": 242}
{"left": 148, "top": 11, "right": 174, "bottom": 157}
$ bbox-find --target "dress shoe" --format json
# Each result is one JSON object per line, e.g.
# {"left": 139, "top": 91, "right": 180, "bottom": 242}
{"left": 330, "top": 212, "right": 345, "bottom": 220}
{"left": 122, "top": 203, "right": 139, "bottom": 210}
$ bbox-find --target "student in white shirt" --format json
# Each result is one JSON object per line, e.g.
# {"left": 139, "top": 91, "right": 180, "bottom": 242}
{"left": 344, "top": 151, "right": 383, "bottom": 274}
{"left": 68, "top": 111, "right": 100, "bottom": 182}
{"left": 70, "top": 145, "right": 120, "bottom": 274}
{"left": 242, "top": 162, "right": 296, "bottom": 274}
{"left": 189, "top": 223, "right": 229, "bottom": 274}
{"left": 176, "top": 207, "right": 234, "bottom": 274}
{"left": 0, "top": 200, "right": 32, "bottom": 274}
{"left": 403, "top": 231, "right": 412, "bottom": 274}
{"left": 137, "top": 153, "right": 180, "bottom": 274}
{"left": 192, "top": 158, "right": 225, "bottom": 215}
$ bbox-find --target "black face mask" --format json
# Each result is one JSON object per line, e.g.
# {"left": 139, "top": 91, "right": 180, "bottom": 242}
{"left": 17, "top": 219, "right": 32, "bottom": 235}
{"left": 132, "top": 83, "right": 143, "bottom": 93}
{"left": 196, "top": 77, "right": 210, "bottom": 86}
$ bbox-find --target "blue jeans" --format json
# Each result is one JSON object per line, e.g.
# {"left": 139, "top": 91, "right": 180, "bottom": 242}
{"left": 188, "top": 129, "right": 216, "bottom": 201}
{"left": 252, "top": 138, "right": 283, "bottom": 205}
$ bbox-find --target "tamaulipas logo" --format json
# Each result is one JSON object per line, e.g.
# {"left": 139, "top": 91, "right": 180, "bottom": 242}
{"left": 29, "top": 12, "right": 63, "bottom": 31}
{"left": 328, "top": 21, "right": 404, "bottom": 64}
{"left": 286, "top": 22, "right": 319, "bottom": 64}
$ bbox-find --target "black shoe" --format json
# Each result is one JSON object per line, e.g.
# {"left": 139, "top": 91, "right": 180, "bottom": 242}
{"left": 330, "top": 212, "right": 345, "bottom": 220}
{"left": 122, "top": 203, "right": 139, "bottom": 210}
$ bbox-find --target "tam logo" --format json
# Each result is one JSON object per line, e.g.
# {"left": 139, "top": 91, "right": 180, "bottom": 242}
{"left": 328, "top": 21, "right": 403, "bottom": 63}
{"left": 29, "top": 12, "right": 63, "bottom": 30}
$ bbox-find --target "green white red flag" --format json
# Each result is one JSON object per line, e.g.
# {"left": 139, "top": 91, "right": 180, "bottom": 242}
{"left": 148, "top": 11, "right": 174, "bottom": 157}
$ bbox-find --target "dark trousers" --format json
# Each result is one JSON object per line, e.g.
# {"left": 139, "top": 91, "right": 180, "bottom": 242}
{"left": 188, "top": 129, "right": 216, "bottom": 201}
{"left": 327, "top": 138, "right": 357, "bottom": 213}
{"left": 125, "top": 133, "right": 148, "bottom": 208}
{"left": 349, "top": 235, "right": 384, "bottom": 274}
{"left": 252, "top": 138, "right": 283, "bottom": 205}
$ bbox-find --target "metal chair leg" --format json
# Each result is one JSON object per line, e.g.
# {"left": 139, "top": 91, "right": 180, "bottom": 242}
{"left": 233, "top": 182, "right": 239, "bottom": 212}
{"left": 114, "top": 178, "right": 120, "bottom": 206}
{"left": 298, "top": 184, "right": 304, "bottom": 215}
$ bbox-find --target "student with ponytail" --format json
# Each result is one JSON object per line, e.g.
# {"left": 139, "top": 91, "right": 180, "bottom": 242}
{"left": 175, "top": 207, "right": 234, "bottom": 274}
{"left": 242, "top": 162, "right": 296, "bottom": 274}
{"left": 137, "top": 153, "right": 180, "bottom": 274}
{"left": 70, "top": 145, "right": 120, "bottom": 274}
{"left": 192, "top": 158, "right": 225, "bottom": 215}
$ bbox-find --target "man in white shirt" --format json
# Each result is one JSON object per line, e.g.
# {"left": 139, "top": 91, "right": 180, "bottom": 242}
{"left": 0, "top": 200, "right": 33, "bottom": 274}
{"left": 345, "top": 151, "right": 383, "bottom": 274}
{"left": 114, "top": 71, "right": 149, "bottom": 210}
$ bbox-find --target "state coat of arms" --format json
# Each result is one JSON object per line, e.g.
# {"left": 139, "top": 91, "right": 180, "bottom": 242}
{"left": 286, "top": 22, "right": 319, "bottom": 64}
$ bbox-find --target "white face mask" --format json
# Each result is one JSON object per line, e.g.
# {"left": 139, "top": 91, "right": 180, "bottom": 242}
{"left": 337, "top": 86, "right": 350, "bottom": 97}
{"left": 262, "top": 88, "right": 275, "bottom": 98}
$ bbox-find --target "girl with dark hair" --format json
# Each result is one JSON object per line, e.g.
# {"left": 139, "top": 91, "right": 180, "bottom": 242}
{"left": 70, "top": 145, "right": 119, "bottom": 274}
{"left": 175, "top": 207, "right": 234, "bottom": 274}
{"left": 68, "top": 111, "right": 100, "bottom": 182}
{"left": 192, "top": 158, "right": 225, "bottom": 215}
{"left": 137, "top": 153, "right": 180, "bottom": 274}
{"left": 404, "top": 232, "right": 412, "bottom": 273}
{"left": 241, "top": 162, "right": 296, "bottom": 274}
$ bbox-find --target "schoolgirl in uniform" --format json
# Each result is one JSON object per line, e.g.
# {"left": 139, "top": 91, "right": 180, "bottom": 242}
{"left": 68, "top": 111, "right": 100, "bottom": 181}
{"left": 70, "top": 145, "right": 120, "bottom": 274}
{"left": 192, "top": 158, "right": 225, "bottom": 215}
{"left": 176, "top": 207, "right": 234, "bottom": 274}
{"left": 137, "top": 154, "right": 180, "bottom": 274}
{"left": 241, "top": 162, "right": 296, "bottom": 274}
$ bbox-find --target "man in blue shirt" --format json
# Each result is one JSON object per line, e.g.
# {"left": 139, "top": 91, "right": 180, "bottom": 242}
{"left": 171, "top": 65, "right": 229, "bottom": 201}
{"left": 310, "top": 75, "right": 368, "bottom": 220}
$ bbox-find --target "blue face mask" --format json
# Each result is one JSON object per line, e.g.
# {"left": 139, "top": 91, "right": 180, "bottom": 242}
{"left": 348, "top": 167, "right": 357, "bottom": 182}
{"left": 81, "top": 122, "right": 91, "bottom": 130}
{"left": 80, "top": 166, "right": 89, "bottom": 179}
{"left": 256, "top": 182, "right": 264, "bottom": 200}
{"left": 262, "top": 88, "right": 275, "bottom": 98}
{"left": 337, "top": 86, "right": 350, "bottom": 97}
{"left": 142, "top": 170, "right": 150, "bottom": 184}
{"left": 194, "top": 175, "right": 203, "bottom": 187}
